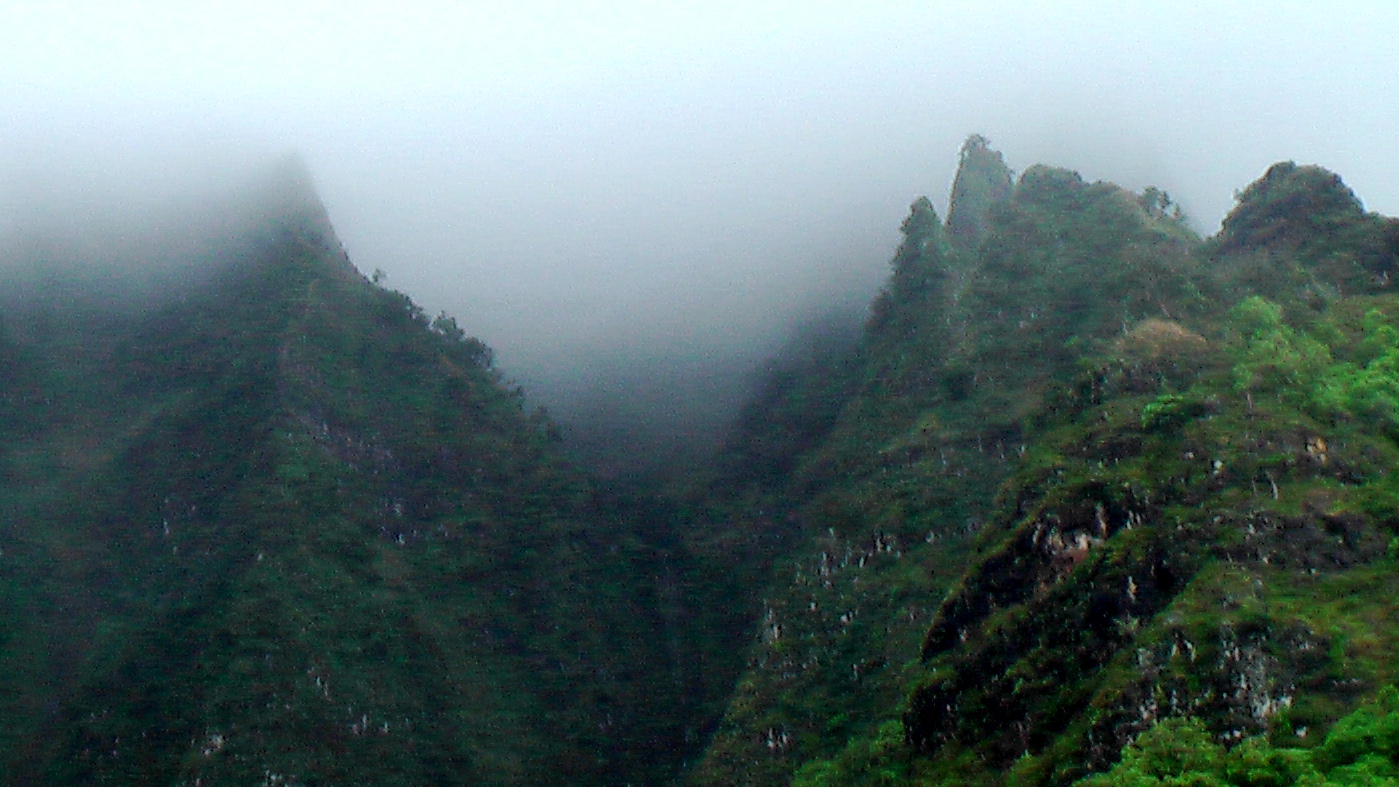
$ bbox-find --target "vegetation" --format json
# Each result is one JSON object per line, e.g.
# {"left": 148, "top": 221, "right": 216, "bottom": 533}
{"left": 0, "top": 177, "right": 718, "bottom": 786}
{"left": 946, "top": 134, "right": 1014, "bottom": 250}
{"left": 1076, "top": 688, "right": 1399, "bottom": 786}
{"left": 682, "top": 138, "right": 1399, "bottom": 787}
{"left": 4, "top": 137, "right": 1399, "bottom": 787}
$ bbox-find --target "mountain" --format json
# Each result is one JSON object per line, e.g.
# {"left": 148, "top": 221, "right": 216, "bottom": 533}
{"left": 680, "top": 139, "right": 1399, "bottom": 786}
{"left": 0, "top": 164, "right": 716, "bottom": 786}
{"left": 5, "top": 139, "right": 1399, "bottom": 787}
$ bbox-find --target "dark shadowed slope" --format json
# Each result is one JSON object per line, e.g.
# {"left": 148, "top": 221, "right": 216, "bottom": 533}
{"left": 0, "top": 167, "right": 715, "bottom": 787}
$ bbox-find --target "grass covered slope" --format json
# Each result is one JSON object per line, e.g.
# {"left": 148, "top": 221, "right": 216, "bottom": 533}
{"left": 684, "top": 141, "right": 1399, "bottom": 787}
{"left": 0, "top": 177, "right": 706, "bottom": 786}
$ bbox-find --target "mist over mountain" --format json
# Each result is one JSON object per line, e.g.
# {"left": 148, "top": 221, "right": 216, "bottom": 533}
{"left": 4, "top": 4, "right": 1396, "bottom": 469}
{"left": 0, "top": 149, "right": 325, "bottom": 310}
{"left": 4, "top": 5, "right": 1399, "bottom": 787}
{"left": 0, "top": 167, "right": 725, "bottom": 786}
{"left": 6, "top": 119, "right": 1399, "bottom": 787}
{"left": 677, "top": 137, "right": 1399, "bottom": 787}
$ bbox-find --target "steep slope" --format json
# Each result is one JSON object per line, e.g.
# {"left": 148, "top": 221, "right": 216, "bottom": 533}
{"left": 684, "top": 138, "right": 1211, "bottom": 786}
{"left": 0, "top": 170, "right": 706, "bottom": 786}
{"left": 903, "top": 165, "right": 1399, "bottom": 786}
{"left": 8, "top": 141, "right": 1398, "bottom": 787}
{"left": 683, "top": 141, "right": 1399, "bottom": 787}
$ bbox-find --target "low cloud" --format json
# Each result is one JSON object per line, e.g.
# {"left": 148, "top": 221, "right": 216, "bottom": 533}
{"left": 2, "top": 4, "right": 1396, "bottom": 469}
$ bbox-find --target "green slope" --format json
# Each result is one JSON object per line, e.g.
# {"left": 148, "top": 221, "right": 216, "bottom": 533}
{"left": 6, "top": 141, "right": 1399, "bottom": 787}
{"left": 682, "top": 140, "right": 1399, "bottom": 787}
{"left": 0, "top": 174, "right": 709, "bottom": 786}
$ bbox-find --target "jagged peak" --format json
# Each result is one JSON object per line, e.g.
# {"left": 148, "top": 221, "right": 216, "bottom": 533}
{"left": 1239, "top": 161, "right": 1361, "bottom": 211}
{"left": 1011, "top": 165, "right": 1189, "bottom": 234}
{"left": 886, "top": 196, "right": 949, "bottom": 285}
{"left": 946, "top": 134, "right": 1013, "bottom": 248}
{"left": 899, "top": 196, "right": 944, "bottom": 248}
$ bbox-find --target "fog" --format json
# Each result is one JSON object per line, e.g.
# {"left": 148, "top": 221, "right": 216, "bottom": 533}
{"left": 2, "top": 2, "right": 1397, "bottom": 470}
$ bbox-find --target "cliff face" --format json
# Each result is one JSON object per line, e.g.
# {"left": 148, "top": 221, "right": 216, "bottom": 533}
{"left": 683, "top": 139, "right": 1399, "bottom": 787}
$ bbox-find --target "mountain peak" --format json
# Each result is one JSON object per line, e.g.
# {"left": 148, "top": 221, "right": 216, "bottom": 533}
{"left": 235, "top": 152, "right": 360, "bottom": 285}
{"left": 261, "top": 152, "right": 325, "bottom": 217}
{"left": 1217, "top": 161, "right": 1364, "bottom": 253}
{"left": 946, "top": 133, "right": 1013, "bottom": 248}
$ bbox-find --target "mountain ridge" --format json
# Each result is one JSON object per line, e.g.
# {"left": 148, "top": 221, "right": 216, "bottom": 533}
{"left": 0, "top": 180, "right": 718, "bottom": 786}
{"left": 3, "top": 138, "right": 1399, "bottom": 786}
{"left": 678, "top": 138, "right": 1399, "bottom": 787}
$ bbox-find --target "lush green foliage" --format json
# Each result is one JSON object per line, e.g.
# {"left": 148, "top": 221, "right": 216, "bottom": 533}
{"left": 1077, "top": 688, "right": 1399, "bottom": 786}
{"left": 1229, "top": 294, "right": 1399, "bottom": 434}
{"left": 686, "top": 138, "right": 1220, "bottom": 787}
{"left": 1314, "top": 309, "right": 1399, "bottom": 431}
{"left": 1208, "top": 161, "right": 1399, "bottom": 302}
{"left": 1228, "top": 296, "right": 1333, "bottom": 397}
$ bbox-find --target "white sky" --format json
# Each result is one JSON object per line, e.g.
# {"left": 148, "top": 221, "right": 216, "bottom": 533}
{"left": 1, "top": 1, "right": 1397, "bottom": 385}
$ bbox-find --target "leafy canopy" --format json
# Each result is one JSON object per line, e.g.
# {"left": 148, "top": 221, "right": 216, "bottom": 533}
{"left": 1077, "top": 688, "right": 1399, "bottom": 786}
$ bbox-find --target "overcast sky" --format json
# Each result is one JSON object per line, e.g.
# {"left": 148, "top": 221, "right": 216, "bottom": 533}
{"left": 1, "top": 1, "right": 1397, "bottom": 388}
